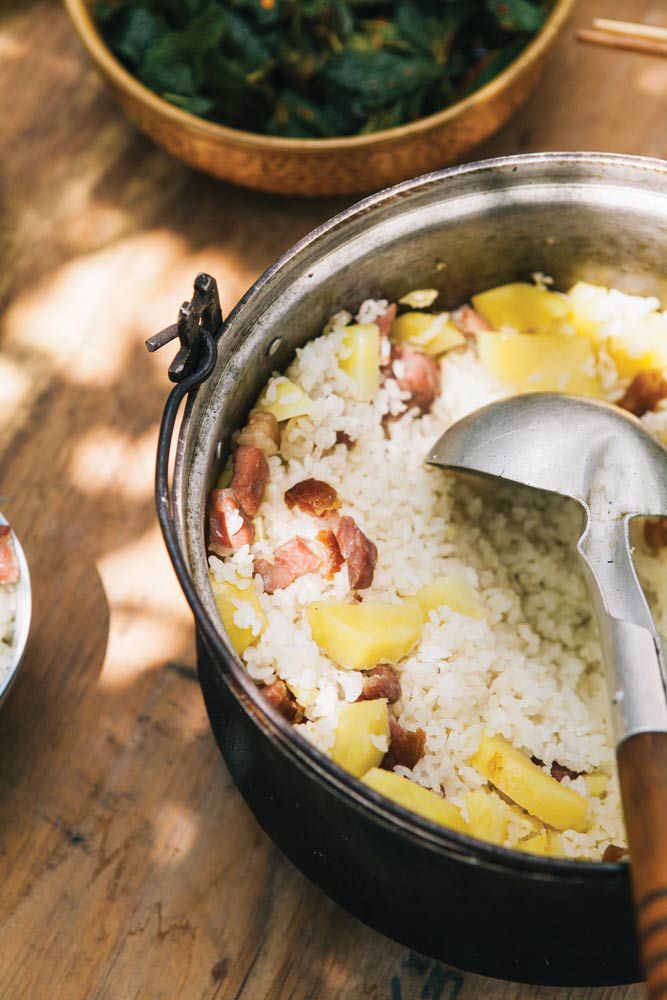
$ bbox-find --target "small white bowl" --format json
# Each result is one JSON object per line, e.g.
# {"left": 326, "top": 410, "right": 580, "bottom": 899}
{"left": 0, "top": 516, "right": 31, "bottom": 705}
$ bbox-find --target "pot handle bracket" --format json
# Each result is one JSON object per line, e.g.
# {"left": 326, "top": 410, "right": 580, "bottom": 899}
{"left": 146, "top": 271, "right": 221, "bottom": 382}
{"left": 146, "top": 273, "right": 220, "bottom": 634}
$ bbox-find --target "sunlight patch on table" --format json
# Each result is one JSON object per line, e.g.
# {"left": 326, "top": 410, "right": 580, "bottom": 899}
{"left": 69, "top": 423, "right": 159, "bottom": 500}
{"left": 3, "top": 229, "right": 268, "bottom": 389}
{"left": 0, "top": 356, "right": 30, "bottom": 428}
{"left": 150, "top": 801, "right": 199, "bottom": 866}
{"left": 0, "top": 30, "right": 27, "bottom": 60}
{"left": 635, "top": 60, "right": 667, "bottom": 97}
{"left": 3, "top": 231, "right": 187, "bottom": 385}
{"left": 98, "top": 525, "right": 191, "bottom": 688}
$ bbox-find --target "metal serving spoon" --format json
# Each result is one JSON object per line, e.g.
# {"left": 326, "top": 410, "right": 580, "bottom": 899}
{"left": 428, "top": 392, "right": 667, "bottom": 998}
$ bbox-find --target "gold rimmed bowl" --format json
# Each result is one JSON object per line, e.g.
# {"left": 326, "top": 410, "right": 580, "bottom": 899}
{"left": 64, "top": 0, "right": 576, "bottom": 197}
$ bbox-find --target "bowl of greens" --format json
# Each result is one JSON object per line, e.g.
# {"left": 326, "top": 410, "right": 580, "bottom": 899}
{"left": 65, "top": 0, "right": 575, "bottom": 196}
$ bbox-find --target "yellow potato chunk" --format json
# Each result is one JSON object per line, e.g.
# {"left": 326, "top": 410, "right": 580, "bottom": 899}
{"left": 465, "top": 789, "right": 509, "bottom": 845}
{"left": 606, "top": 320, "right": 667, "bottom": 380}
{"left": 332, "top": 700, "right": 390, "bottom": 778}
{"left": 477, "top": 331, "right": 603, "bottom": 397}
{"left": 391, "top": 312, "right": 465, "bottom": 357}
{"left": 210, "top": 575, "right": 267, "bottom": 655}
{"left": 306, "top": 601, "right": 423, "bottom": 670}
{"left": 362, "top": 768, "right": 469, "bottom": 834}
{"left": 517, "top": 830, "right": 564, "bottom": 858}
{"left": 469, "top": 735, "right": 589, "bottom": 832}
{"left": 585, "top": 772, "right": 609, "bottom": 798}
{"left": 568, "top": 282, "right": 667, "bottom": 377}
{"left": 398, "top": 288, "right": 439, "bottom": 309}
{"left": 339, "top": 323, "right": 380, "bottom": 401}
{"left": 257, "top": 377, "right": 313, "bottom": 421}
{"left": 473, "top": 282, "right": 572, "bottom": 333}
{"left": 403, "top": 574, "right": 483, "bottom": 620}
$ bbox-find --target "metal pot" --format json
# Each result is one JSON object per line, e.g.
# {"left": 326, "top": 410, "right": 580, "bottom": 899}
{"left": 152, "top": 153, "right": 667, "bottom": 986}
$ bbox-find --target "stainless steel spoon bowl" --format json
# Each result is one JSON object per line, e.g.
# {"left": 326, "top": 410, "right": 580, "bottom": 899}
{"left": 427, "top": 391, "right": 667, "bottom": 746}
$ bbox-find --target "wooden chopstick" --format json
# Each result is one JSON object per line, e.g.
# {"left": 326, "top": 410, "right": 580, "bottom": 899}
{"left": 577, "top": 23, "right": 667, "bottom": 59}
{"left": 592, "top": 18, "right": 667, "bottom": 43}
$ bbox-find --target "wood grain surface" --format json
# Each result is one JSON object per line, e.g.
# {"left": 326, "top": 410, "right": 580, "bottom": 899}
{"left": 0, "top": 1, "right": 666, "bottom": 997}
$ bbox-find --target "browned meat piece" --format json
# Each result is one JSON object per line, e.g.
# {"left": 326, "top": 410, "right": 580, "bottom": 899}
{"left": 618, "top": 370, "right": 667, "bottom": 417}
{"left": 531, "top": 755, "right": 582, "bottom": 783}
{"left": 230, "top": 445, "right": 269, "bottom": 519}
{"left": 390, "top": 344, "right": 440, "bottom": 414}
{"left": 335, "top": 515, "right": 378, "bottom": 590}
{"left": 644, "top": 518, "right": 667, "bottom": 551}
{"left": 452, "top": 304, "right": 491, "bottom": 335}
{"left": 550, "top": 762, "right": 583, "bottom": 783}
{"left": 316, "top": 530, "right": 344, "bottom": 580}
{"left": 0, "top": 526, "right": 19, "bottom": 584}
{"left": 603, "top": 844, "right": 629, "bottom": 863}
{"left": 208, "top": 488, "right": 253, "bottom": 553}
{"left": 357, "top": 664, "right": 401, "bottom": 705}
{"left": 382, "top": 717, "right": 426, "bottom": 771}
{"left": 236, "top": 409, "right": 281, "bottom": 457}
{"left": 376, "top": 302, "right": 397, "bottom": 339}
{"left": 335, "top": 430, "right": 356, "bottom": 449}
{"left": 285, "top": 478, "right": 341, "bottom": 517}
{"left": 262, "top": 679, "right": 304, "bottom": 724}
{"left": 255, "top": 537, "right": 322, "bottom": 594}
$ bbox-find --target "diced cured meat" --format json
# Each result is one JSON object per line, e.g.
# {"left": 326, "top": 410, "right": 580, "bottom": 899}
{"left": 231, "top": 445, "right": 269, "bottom": 518}
{"left": 376, "top": 302, "right": 397, "bottom": 339}
{"left": 208, "top": 489, "right": 253, "bottom": 553}
{"left": 335, "top": 516, "right": 378, "bottom": 590}
{"left": 357, "top": 664, "right": 401, "bottom": 705}
{"left": 644, "top": 518, "right": 667, "bottom": 552}
{"left": 618, "top": 370, "right": 667, "bottom": 417}
{"left": 262, "top": 679, "right": 304, "bottom": 724}
{"left": 284, "top": 478, "right": 341, "bottom": 517}
{"left": 550, "top": 762, "right": 583, "bottom": 783}
{"left": 236, "top": 409, "right": 281, "bottom": 457}
{"left": 335, "top": 430, "right": 355, "bottom": 449}
{"left": 390, "top": 344, "right": 440, "bottom": 414}
{"left": 603, "top": 844, "right": 629, "bottom": 863}
{"left": 452, "top": 304, "right": 491, "bottom": 335}
{"left": 382, "top": 717, "right": 426, "bottom": 771}
{"left": 255, "top": 536, "right": 322, "bottom": 594}
{"left": 0, "top": 526, "right": 19, "bottom": 585}
{"left": 532, "top": 756, "right": 583, "bottom": 783}
{"left": 316, "top": 529, "right": 344, "bottom": 580}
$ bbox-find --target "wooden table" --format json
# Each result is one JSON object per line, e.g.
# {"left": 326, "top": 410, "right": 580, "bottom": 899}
{"left": 1, "top": 1, "right": 666, "bottom": 997}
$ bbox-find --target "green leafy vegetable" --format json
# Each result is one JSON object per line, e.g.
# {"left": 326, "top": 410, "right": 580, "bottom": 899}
{"left": 94, "top": 0, "right": 553, "bottom": 138}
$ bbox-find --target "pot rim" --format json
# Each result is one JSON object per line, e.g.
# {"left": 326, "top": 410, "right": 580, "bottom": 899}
{"left": 178, "top": 151, "right": 667, "bottom": 880}
{"left": 64, "top": 0, "right": 575, "bottom": 153}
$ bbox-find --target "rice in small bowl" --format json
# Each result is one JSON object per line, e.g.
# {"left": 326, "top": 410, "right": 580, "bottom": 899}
{"left": 0, "top": 518, "right": 31, "bottom": 702}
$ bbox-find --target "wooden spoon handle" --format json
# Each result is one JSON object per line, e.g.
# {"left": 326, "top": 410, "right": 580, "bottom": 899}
{"left": 618, "top": 732, "right": 667, "bottom": 998}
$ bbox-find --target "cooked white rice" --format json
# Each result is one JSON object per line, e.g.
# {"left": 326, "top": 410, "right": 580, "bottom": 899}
{"left": 210, "top": 285, "right": 667, "bottom": 861}
{"left": 0, "top": 582, "right": 17, "bottom": 686}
